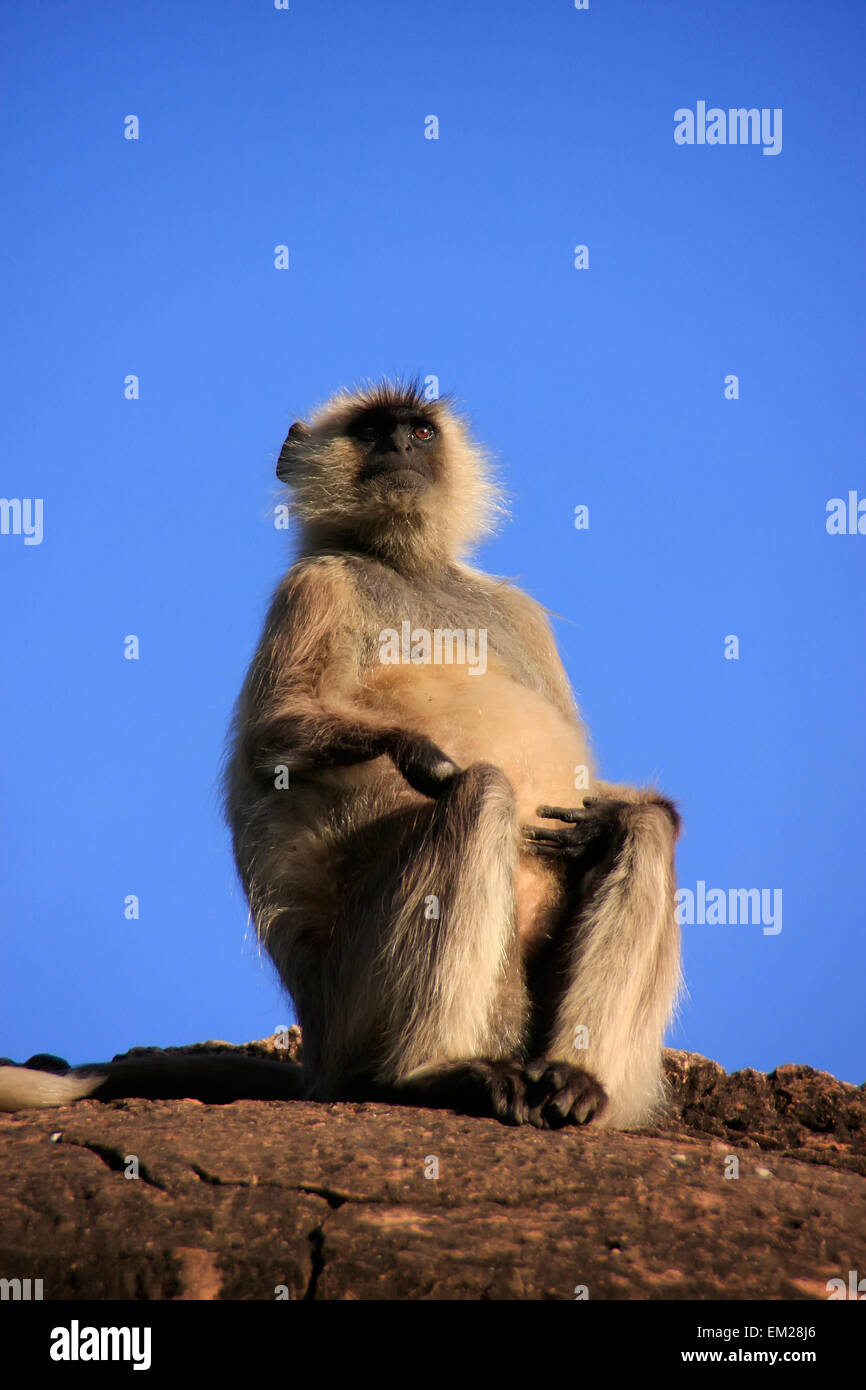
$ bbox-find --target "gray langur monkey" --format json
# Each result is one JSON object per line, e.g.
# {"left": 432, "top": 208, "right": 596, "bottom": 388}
{"left": 0, "top": 381, "right": 681, "bottom": 1128}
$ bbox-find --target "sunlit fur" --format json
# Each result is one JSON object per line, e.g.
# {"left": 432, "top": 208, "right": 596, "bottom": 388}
{"left": 0, "top": 382, "right": 681, "bottom": 1127}
{"left": 226, "top": 381, "right": 682, "bottom": 1128}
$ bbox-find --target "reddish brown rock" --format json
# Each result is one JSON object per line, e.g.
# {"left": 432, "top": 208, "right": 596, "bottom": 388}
{"left": 0, "top": 1046, "right": 863, "bottom": 1300}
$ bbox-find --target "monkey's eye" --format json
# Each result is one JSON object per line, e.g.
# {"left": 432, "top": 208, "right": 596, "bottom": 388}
{"left": 412, "top": 424, "right": 435, "bottom": 441}
{"left": 356, "top": 426, "right": 379, "bottom": 442}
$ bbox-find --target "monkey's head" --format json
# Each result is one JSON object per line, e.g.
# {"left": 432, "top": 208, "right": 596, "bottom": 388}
{"left": 275, "top": 380, "right": 503, "bottom": 566}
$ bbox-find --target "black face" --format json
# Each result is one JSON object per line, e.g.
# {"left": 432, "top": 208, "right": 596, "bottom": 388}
{"left": 347, "top": 407, "right": 438, "bottom": 486}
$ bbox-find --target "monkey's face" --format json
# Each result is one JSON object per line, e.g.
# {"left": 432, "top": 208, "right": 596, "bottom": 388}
{"left": 277, "top": 399, "right": 444, "bottom": 534}
{"left": 346, "top": 406, "right": 440, "bottom": 499}
{"left": 275, "top": 382, "right": 501, "bottom": 560}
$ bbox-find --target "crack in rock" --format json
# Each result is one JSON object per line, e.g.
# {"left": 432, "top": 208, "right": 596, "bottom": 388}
{"left": 297, "top": 1183, "right": 352, "bottom": 1209}
{"left": 303, "top": 1225, "right": 326, "bottom": 1300}
{"left": 191, "top": 1162, "right": 250, "bottom": 1187}
{"left": 65, "top": 1138, "right": 166, "bottom": 1191}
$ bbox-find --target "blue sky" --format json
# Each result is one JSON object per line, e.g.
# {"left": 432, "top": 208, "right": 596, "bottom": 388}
{"left": 2, "top": 0, "right": 864, "bottom": 1086}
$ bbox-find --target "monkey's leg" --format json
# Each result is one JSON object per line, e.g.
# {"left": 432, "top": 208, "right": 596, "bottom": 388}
{"left": 523, "top": 792, "right": 681, "bottom": 1129}
{"left": 325, "top": 762, "right": 523, "bottom": 1080}
{"left": 321, "top": 764, "right": 608, "bottom": 1127}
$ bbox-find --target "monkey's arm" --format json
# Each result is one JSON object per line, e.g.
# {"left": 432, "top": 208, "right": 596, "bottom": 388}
{"left": 236, "top": 558, "right": 458, "bottom": 797}
{"left": 245, "top": 705, "right": 458, "bottom": 798}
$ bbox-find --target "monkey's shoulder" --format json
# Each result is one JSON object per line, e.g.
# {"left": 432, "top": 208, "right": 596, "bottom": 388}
{"left": 274, "top": 552, "right": 499, "bottom": 624}
{"left": 460, "top": 566, "right": 556, "bottom": 627}
{"left": 340, "top": 553, "right": 550, "bottom": 625}
{"left": 261, "top": 554, "right": 368, "bottom": 636}
{"left": 276, "top": 553, "right": 360, "bottom": 600}
{"left": 266, "top": 555, "right": 561, "bottom": 692}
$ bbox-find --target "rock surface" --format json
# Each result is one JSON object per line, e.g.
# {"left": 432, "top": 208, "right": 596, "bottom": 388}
{"left": 1, "top": 1044, "right": 863, "bottom": 1300}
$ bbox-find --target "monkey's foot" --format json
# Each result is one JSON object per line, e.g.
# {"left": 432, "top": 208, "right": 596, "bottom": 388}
{"left": 464, "top": 1058, "right": 607, "bottom": 1129}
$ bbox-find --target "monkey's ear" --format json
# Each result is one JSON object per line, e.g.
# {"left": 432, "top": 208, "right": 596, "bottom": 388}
{"left": 276, "top": 421, "right": 311, "bottom": 481}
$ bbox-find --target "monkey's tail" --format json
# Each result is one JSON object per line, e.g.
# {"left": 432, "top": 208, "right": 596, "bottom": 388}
{"left": 0, "top": 1055, "right": 308, "bottom": 1112}
{"left": 0, "top": 1067, "right": 103, "bottom": 1111}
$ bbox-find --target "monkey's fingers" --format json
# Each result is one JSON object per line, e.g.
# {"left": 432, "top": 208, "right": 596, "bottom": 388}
{"left": 536, "top": 804, "right": 596, "bottom": 823}
{"left": 523, "top": 813, "right": 616, "bottom": 860}
{"left": 521, "top": 826, "right": 583, "bottom": 859}
{"left": 523, "top": 825, "right": 571, "bottom": 847}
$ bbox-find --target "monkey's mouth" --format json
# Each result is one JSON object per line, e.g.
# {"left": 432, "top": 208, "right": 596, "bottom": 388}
{"left": 360, "top": 458, "right": 432, "bottom": 484}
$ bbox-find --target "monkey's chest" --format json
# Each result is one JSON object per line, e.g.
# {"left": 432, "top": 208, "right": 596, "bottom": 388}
{"left": 359, "top": 660, "right": 592, "bottom": 825}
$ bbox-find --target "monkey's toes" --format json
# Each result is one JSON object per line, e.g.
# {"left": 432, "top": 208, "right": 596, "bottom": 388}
{"left": 481, "top": 1060, "right": 532, "bottom": 1126}
{"left": 522, "top": 1059, "right": 608, "bottom": 1128}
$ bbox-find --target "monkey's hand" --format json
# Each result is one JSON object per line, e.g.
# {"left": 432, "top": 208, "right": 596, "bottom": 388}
{"left": 389, "top": 734, "right": 460, "bottom": 798}
{"left": 522, "top": 797, "right": 629, "bottom": 861}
